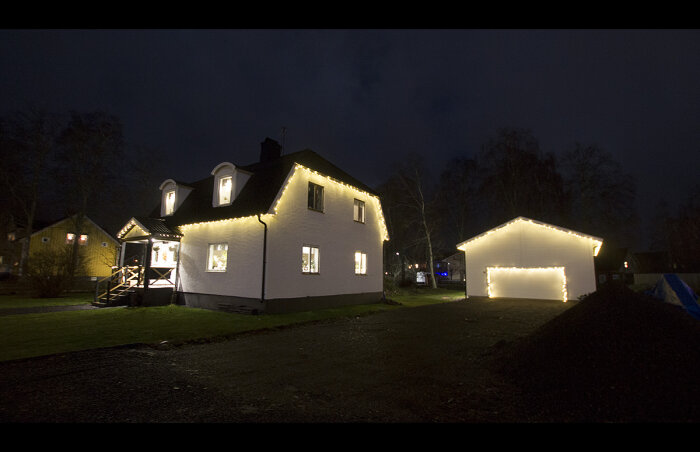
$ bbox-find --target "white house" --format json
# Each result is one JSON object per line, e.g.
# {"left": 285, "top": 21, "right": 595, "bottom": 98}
{"left": 456, "top": 217, "right": 603, "bottom": 302}
{"left": 109, "top": 138, "right": 389, "bottom": 314}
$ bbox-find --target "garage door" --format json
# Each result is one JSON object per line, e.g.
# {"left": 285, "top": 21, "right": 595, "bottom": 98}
{"left": 486, "top": 267, "right": 568, "bottom": 302}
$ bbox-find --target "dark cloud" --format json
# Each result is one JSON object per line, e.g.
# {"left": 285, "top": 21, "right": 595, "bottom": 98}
{"left": 2, "top": 29, "right": 699, "bottom": 238}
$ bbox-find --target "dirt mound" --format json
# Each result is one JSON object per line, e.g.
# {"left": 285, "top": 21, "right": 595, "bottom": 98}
{"left": 494, "top": 283, "right": 700, "bottom": 422}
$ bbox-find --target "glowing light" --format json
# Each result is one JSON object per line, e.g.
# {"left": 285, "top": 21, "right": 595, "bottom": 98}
{"left": 457, "top": 217, "right": 602, "bottom": 257}
{"left": 164, "top": 190, "right": 176, "bottom": 215}
{"left": 354, "top": 251, "right": 367, "bottom": 275}
{"left": 624, "top": 261, "right": 628, "bottom": 269}
{"left": 219, "top": 176, "right": 232, "bottom": 205}
{"left": 273, "top": 164, "right": 389, "bottom": 241}
{"left": 486, "top": 266, "right": 568, "bottom": 302}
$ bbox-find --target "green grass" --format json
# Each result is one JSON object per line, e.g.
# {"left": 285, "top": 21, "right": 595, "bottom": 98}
{"left": 0, "top": 288, "right": 463, "bottom": 362}
{"left": 0, "top": 292, "right": 93, "bottom": 309}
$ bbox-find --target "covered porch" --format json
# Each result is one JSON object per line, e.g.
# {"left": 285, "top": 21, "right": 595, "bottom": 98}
{"left": 94, "top": 217, "right": 183, "bottom": 306}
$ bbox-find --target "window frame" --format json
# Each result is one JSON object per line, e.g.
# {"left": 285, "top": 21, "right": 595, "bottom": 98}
{"left": 302, "top": 245, "right": 320, "bottom": 274}
{"left": 307, "top": 182, "right": 324, "bottom": 213}
{"left": 164, "top": 190, "right": 176, "bottom": 216}
{"left": 354, "top": 251, "right": 367, "bottom": 275}
{"left": 206, "top": 242, "right": 229, "bottom": 272}
{"left": 353, "top": 199, "right": 365, "bottom": 223}
{"left": 218, "top": 175, "right": 233, "bottom": 206}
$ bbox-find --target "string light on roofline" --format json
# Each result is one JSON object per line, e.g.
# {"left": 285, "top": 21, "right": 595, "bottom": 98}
{"left": 457, "top": 217, "right": 602, "bottom": 256}
{"left": 136, "top": 162, "right": 390, "bottom": 241}
{"left": 486, "top": 266, "right": 568, "bottom": 302}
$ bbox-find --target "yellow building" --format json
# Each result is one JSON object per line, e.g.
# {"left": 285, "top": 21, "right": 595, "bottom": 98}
{"left": 28, "top": 216, "right": 119, "bottom": 278}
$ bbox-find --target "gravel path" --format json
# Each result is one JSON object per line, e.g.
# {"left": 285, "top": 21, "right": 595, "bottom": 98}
{"left": 0, "top": 297, "right": 570, "bottom": 423}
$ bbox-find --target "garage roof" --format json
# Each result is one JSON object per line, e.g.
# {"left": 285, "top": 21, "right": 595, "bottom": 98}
{"left": 456, "top": 216, "right": 603, "bottom": 256}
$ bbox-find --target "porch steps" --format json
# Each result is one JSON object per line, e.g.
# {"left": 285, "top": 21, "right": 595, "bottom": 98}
{"left": 92, "top": 290, "right": 132, "bottom": 307}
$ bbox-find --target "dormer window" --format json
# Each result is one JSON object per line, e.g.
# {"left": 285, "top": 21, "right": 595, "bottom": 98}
{"left": 165, "top": 190, "right": 176, "bottom": 215}
{"left": 159, "top": 179, "right": 192, "bottom": 217}
{"left": 219, "top": 176, "right": 232, "bottom": 205}
{"left": 211, "top": 162, "right": 251, "bottom": 208}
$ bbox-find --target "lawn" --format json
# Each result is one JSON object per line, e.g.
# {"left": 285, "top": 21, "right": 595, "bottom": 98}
{"left": 0, "top": 287, "right": 463, "bottom": 362}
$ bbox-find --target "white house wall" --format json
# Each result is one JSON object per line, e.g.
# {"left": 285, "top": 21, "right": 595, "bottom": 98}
{"left": 178, "top": 217, "right": 264, "bottom": 299}
{"left": 177, "top": 166, "right": 385, "bottom": 303}
{"left": 265, "top": 167, "right": 384, "bottom": 300}
{"left": 464, "top": 220, "right": 597, "bottom": 300}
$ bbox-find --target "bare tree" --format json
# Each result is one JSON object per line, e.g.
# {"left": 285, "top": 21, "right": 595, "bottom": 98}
{"left": 560, "top": 143, "right": 637, "bottom": 245}
{"left": 479, "top": 128, "right": 566, "bottom": 225}
{"left": 56, "top": 111, "right": 125, "bottom": 283}
{"left": 378, "top": 154, "right": 440, "bottom": 288}
{"left": 0, "top": 110, "right": 59, "bottom": 276}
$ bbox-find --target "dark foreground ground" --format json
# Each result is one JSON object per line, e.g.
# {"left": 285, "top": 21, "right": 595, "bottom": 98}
{"left": 1, "top": 284, "right": 700, "bottom": 423}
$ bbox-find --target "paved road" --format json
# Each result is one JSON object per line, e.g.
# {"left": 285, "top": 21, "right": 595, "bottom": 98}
{"left": 0, "top": 297, "right": 571, "bottom": 422}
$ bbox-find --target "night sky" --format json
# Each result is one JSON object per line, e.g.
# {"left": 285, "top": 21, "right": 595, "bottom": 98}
{"left": 2, "top": 29, "right": 699, "bottom": 247}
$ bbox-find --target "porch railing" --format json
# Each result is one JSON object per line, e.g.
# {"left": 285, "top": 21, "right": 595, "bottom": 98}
{"left": 94, "top": 266, "right": 142, "bottom": 305}
{"left": 94, "top": 266, "right": 177, "bottom": 305}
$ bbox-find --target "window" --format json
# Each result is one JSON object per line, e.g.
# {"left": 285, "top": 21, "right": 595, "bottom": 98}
{"left": 308, "top": 182, "right": 324, "bottom": 212}
{"left": 101, "top": 242, "right": 108, "bottom": 247}
{"left": 41, "top": 237, "right": 49, "bottom": 243}
{"left": 7, "top": 232, "right": 15, "bottom": 241}
{"left": 354, "top": 251, "right": 367, "bottom": 275}
{"left": 66, "top": 233, "right": 75, "bottom": 244}
{"left": 219, "top": 176, "right": 232, "bottom": 205}
{"left": 353, "top": 199, "right": 365, "bottom": 223}
{"left": 79, "top": 234, "right": 88, "bottom": 245}
{"left": 207, "top": 243, "right": 228, "bottom": 272}
{"left": 165, "top": 190, "right": 176, "bottom": 215}
{"left": 302, "top": 246, "right": 320, "bottom": 274}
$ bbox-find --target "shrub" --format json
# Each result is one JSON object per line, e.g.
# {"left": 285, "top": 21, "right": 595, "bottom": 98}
{"left": 25, "top": 247, "right": 87, "bottom": 297}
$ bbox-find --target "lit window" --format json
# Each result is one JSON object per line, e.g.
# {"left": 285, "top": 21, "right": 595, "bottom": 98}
{"left": 308, "top": 182, "right": 324, "bottom": 212}
{"left": 353, "top": 199, "right": 365, "bottom": 223}
{"left": 207, "top": 243, "right": 228, "bottom": 272}
{"left": 165, "top": 190, "right": 176, "bottom": 215}
{"left": 219, "top": 176, "right": 232, "bottom": 205}
{"left": 66, "top": 233, "right": 75, "bottom": 244}
{"left": 354, "top": 251, "right": 367, "bottom": 275}
{"left": 302, "top": 246, "right": 319, "bottom": 274}
{"left": 79, "top": 234, "right": 88, "bottom": 245}
{"left": 7, "top": 232, "right": 15, "bottom": 241}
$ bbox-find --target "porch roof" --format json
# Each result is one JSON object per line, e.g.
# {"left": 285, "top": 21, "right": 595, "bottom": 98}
{"left": 117, "top": 216, "right": 183, "bottom": 241}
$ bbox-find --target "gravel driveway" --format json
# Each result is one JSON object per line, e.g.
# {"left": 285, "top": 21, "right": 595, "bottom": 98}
{"left": 0, "top": 297, "right": 571, "bottom": 423}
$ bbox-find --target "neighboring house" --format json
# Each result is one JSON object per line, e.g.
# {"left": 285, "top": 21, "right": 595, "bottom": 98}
{"left": 113, "top": 138, "right": 389, "bottom": 314}
{"left": 26, "top": 215, "right": 120, "bottom": 278}
{"left": 439, "top": 252, "right": 465, "bottom": 282}
{"left": 594, "top": 245, "right": 633, "bottom": 286}
{"left": 456, "top": 217, "right": 603, "bottom": 302}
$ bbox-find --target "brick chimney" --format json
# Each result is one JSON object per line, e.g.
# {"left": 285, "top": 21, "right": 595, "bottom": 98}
{"left": 260, "top": 137, "right": 281, "bottom": 162}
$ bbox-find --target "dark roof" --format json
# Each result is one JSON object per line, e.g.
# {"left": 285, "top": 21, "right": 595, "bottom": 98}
{"left": 133, "top": 217, "right": 182, "bottom": 237}
{"left": 155, "top": 149, "right": 379, "bottom": 227}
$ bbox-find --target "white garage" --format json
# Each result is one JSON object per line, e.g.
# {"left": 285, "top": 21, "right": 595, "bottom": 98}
{"left": 456, "top": 217, "right": 603, "bottom": 302}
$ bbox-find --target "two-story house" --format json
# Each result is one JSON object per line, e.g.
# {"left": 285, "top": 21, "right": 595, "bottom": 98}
{"left": 110, "top": 138, "right": 389, "bottom": 314}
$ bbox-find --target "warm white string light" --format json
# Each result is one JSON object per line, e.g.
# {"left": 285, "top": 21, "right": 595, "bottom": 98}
{"left": 457, "top": 217, "right": 602, "bottom": 256}
{"left": 121, "top": 161, "right": 391, "bottom": 242}
{"left": 486, "top": 266, "right": 568, "bottom": 302}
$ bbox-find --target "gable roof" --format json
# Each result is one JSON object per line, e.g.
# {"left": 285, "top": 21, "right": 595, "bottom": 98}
{"left": 456, "top": 216, "right": 603, "bottom": 255}
{"left": 155, "top": 149, "right": 380, "bottom": 228}
{"left": 118, "top": 216, "right": 183, "bottom": 240}
{"left": 30, "top": 215, "right": 119, "bottom": 245}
